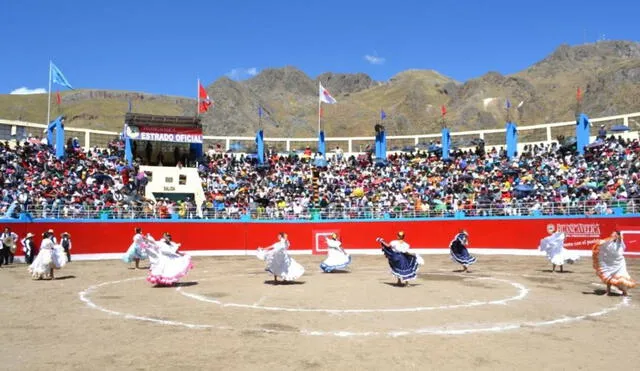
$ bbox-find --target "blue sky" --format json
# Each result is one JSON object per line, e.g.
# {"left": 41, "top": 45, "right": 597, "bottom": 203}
{"left": 2, "top": 0, "right": 639, "bottom": 97}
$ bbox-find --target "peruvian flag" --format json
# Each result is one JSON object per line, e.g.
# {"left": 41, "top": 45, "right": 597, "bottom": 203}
{"left": 198, "top": 82, "right": 212, "bottom": 113}
{"left": 441, "top": 105, "right": 447, "bottom": 117}
{"left": 319, "top": 82, "right": 337, "bottom": 104}
{"left": 56, "top": 90, "right": 61, "bottom": 105}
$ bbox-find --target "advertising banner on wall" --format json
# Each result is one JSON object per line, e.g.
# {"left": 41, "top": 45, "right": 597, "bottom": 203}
{"left": 126, "top": 125, "right": 203, "bottom": 144}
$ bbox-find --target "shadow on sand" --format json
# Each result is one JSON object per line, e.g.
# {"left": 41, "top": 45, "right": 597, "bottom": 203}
{"left": 263, "top": 280, "right": 305, "bottom": 285}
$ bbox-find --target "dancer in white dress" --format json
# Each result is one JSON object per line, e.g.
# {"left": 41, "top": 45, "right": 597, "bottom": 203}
{"left": 28, "top": 231, "right": 67, "bottom": 280}
{"left": 593, "top": 231, "right": 636, "bottom": 296}
{"left": 257, "top": 232, "right": 305, "bottom": 283}
{"left": 122, "top": 227, "right": 149, "bottom": 269}
{"left": 320, "top": 233, "right": 351, "bottom": 272}
{"left": 538, "top": 230, "right": 580, "bottom": 272}
{"left": 145, "top": 233, "right": 193, "bottom": 286}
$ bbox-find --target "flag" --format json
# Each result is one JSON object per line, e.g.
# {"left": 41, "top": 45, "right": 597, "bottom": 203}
{"left": 576, "top": 87, "right": 583, "bottom": 102}
{"left": 198, "top": 82, "right": 212, "bottom": 113}
{"left": 56, "top": 91, "right": 61, "bottom": 105}
{"left": 517, "top": 100, "right": 524, "bottom": 109}
{"left": 441, "top": 105, "right": 447, "bottom": 117}
{"left": 381, "top": 109, "right": 387, "bottom": 121}
{"left": 505, "top": 99, "right": 511, "bottom": 109}
{"left": 50, "top": 62, "right": 73, "bottom": 89}
{"left": 319, "top": 82, "right": 337, "bottom": 104}
{"left": 258, "top": 105, "right": 263, "bottom": 118}
{"left": 320, "top": 106, "right": 325, "bottom": 118}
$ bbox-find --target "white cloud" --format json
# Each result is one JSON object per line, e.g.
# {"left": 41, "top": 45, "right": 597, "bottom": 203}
{"left": 226, "top": 67, "right": 259, "bottom": 80}
{"left": 10, "top": 87, "right": 47, "bottom": 95}
{"left": 364, "top": 54, "right": 386, "bottom": 65}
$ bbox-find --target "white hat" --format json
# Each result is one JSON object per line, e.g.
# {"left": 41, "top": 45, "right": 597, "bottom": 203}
{"left": 26, "top": 233, "right": 34, "bottom": 238}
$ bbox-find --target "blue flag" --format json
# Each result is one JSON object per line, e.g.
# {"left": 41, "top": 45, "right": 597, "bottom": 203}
{"left": 505, "top": 99, "right": 511, "bottom": 109}
{"left": 51, "top": 62, "right": 73, "bottom": 89}
{"left": 381, "top": 109, "right": 386, "bottom": 120}
{"left": 258, "top": 106, "right": 263, "bottom": 118}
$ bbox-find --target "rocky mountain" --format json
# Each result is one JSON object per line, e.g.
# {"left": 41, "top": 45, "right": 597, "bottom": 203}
{"left": 2, "top": 40, "right": 640, "bottom": 148}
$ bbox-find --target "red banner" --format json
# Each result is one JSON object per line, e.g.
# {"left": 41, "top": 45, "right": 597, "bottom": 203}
{"left": 3, "top": 217, "right": 639, "bottom": 258}
{"left": 127, "top": 125, "right": 203, "bottom": 143}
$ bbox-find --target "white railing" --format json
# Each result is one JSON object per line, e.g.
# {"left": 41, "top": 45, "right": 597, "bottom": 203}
{"left": 1, "top": 111, "right": 639, "bottom": 153}
{"left": 14, "top": 198, "right": 639, "bottom": 221}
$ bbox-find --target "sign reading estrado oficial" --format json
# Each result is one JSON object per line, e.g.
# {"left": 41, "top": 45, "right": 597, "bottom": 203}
{"left": 126, "top": 125, "right": 203, "bottom": 144}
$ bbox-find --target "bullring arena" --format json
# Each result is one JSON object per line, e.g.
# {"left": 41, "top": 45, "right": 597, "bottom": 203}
{"left": 1, "top": 251, "right": 639, "bottom": 370}
{"left": 1, "top": 111, "right": 640, "bottom": 371}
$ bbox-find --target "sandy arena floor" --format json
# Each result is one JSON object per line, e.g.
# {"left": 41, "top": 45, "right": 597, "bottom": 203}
{"left": 0, "top": 253, "right": 639, "bottom": 371}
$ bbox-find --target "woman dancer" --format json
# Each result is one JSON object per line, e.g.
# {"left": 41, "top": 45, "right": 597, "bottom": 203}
{"left": 145, "top": 233, "right": 193, "bottom": 286}
{"left": 538, "top": 229, "right": 580, "bottom": 272}
{"left": 257, "top": 232, "right": 305, "bottom": 283}
{"left": 28, "top": 231, "right": 66, "bottom": 280}
{"left": 157, "top": 232, "right": 182, "bottom": 254}
{"left": 450, "top": 230, "right": 476, "bottom": 272}
{"left": 377, "top": 231, "right": 424, "bottom": 286}
{"left": 122, "top": 227, "right": 149, "bottom": 269}
{"left": 593, "top": 231, "right": 636, "bottom": 296}
{"left": 320, "top": 233, "right": 351, "bottom": 273}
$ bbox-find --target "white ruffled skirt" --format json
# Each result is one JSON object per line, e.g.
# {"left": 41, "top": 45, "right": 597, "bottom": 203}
{"left": 320, "top": 249, "right": 351, "bottom": 272}
{"left": 257, "top": 248, "right": 304, "bottom": 281}
{"left": 539, "top": 233, "right": 580, "bottom": 266}
{"left": 28, "top": 246, "right": 66, "bottom": 279}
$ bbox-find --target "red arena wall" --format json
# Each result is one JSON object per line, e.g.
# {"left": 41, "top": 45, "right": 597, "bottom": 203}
{"left": 3, "top": 216, "right": 640, "bottom": 258}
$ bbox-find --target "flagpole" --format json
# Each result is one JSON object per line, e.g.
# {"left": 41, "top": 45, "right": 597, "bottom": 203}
{"left": 317, "top": 83, "right": 321, "bottom": 134}
{"left": 196, "top": 78, "right": 200, "bottom": 117}
{"left": 47, "top": 61, "right": 52, "bottom": 125}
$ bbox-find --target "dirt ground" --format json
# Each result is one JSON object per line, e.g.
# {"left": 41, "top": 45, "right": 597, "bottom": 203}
{"left": 1, "top": 253, "right": 639, "bottom": 371}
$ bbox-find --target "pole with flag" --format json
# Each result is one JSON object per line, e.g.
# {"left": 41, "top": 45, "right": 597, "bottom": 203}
{"left": 197, "top": 79, "right": 212, "bottom": 115}
{"left": 47, "top": 61, "right": 73, "bottom": 126}
{"left": 318, "top": 82, "right": 337, "bottom": 157}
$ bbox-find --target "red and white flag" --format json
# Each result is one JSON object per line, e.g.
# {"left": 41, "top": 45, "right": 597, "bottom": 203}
{"left": 319, "top": 82, "right": 337, "bottom": 104}
{"left": 198, "top": 82, "right": 212, "bottom": 113}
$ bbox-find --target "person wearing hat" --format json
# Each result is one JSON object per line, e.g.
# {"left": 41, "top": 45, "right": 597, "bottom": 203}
{"left": 320, "top": 233, "right": 351, "bottom": 273}
{"left": 60, "top": 232, "right": 72, "bottom": 263}
{"left": 21, "top": 232, "right": 36, "bottom": 265}
{"left": 376, "top": 231, "right": 424, "bottom": 286}
{"left": 1, "top": 227, "right": 19, "bottom": 266}
{"left": 449, "top": 230, "right": 476, "bottom": 273}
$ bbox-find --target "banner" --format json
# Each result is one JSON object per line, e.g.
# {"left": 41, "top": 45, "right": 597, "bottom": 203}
{"left": 126, "top": 125, "right": 203, "bottom": 143}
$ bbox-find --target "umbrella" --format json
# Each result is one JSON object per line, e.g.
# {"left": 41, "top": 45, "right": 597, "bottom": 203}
{"left": 587, "top": 140, "right": 605, "bottom": 148}
{"left": 514, "top": 184, "right": 534, "bottom": 192}
{"left": 610, "top": 125, "right": 630, "bottom": 132}
{"left": 427, "top": 144, "right": 441, "bottom": 153}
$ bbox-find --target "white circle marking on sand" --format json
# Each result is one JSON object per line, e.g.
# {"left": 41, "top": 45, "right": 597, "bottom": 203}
{"left": 78, "top": 274, "right": 630, "bottom": 337}
{"left": 175, "top": 274, "right": 528, "bottom": 313}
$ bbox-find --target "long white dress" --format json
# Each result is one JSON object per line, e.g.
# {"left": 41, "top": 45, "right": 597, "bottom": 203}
{"left": 320, "top": 238, "right": 351, "bottom": 272}
{"left": 28, "top": 238, "right": 66, "bottom": 279}
{"left": 538, "top": 232, "right": 580, "bottom": 265}
{"left": 593, "top": 238, "right": 636, "bottom": 291}
{"left": 145, "top": 236, "right": 193, "bottom": 286}
{"left": 257, "top": 238, "right": 305, "bottom": 281}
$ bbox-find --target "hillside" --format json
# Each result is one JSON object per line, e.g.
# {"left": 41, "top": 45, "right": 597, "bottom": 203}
{"left": 1, "top": 41, "right": 640, "bottom": 144}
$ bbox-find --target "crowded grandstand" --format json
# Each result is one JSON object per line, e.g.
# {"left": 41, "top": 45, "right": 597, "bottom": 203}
{"left": 1, "top": 127, "right": 638, "bottom": 220}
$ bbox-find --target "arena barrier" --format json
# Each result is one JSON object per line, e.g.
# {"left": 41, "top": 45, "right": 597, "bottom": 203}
{"left": 3, "top": 215, "right": 640, "bottom": 261}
